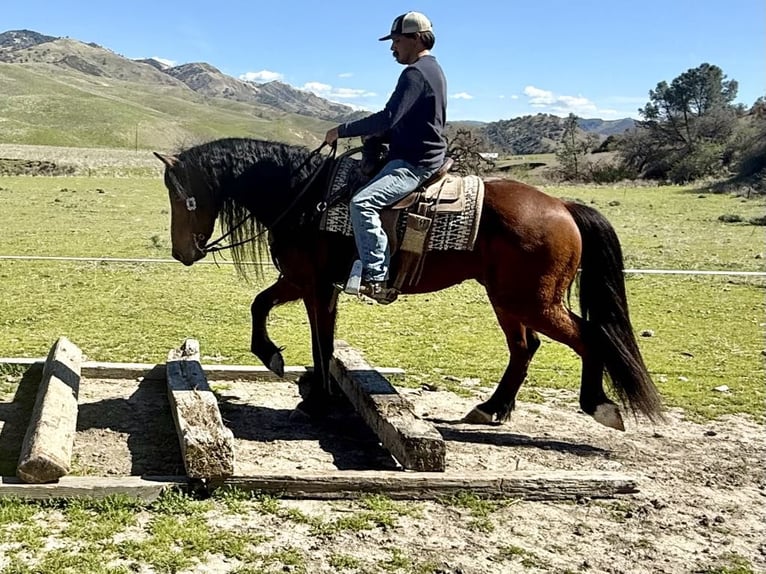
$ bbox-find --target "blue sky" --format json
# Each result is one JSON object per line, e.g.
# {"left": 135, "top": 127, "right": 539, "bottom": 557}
{"left": 3, "top": 0, "right": 764, "bottom": 122}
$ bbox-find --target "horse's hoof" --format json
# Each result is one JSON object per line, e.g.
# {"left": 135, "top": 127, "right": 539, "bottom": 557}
{"left": 593, "top": 403, "right": 625, "bottom": 431}
{"left": 462, "top": 406, "right": 494, "bottom": 424}
{"left": 268, "top": 352, "right": 285, "bottom": 378}
{"left": 293, "top": 398, "right": 331, "bottom": 420}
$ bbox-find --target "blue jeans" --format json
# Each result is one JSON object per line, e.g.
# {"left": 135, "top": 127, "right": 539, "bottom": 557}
{"left": 349, "top": 159, "right": 432, "bottom": 282}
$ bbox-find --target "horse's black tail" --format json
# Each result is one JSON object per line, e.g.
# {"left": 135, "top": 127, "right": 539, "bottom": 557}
{"left": 565, "top": 201, "right": 664, "bottom": 423}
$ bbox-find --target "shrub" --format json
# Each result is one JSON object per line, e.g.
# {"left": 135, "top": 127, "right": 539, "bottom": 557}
{"left": 587, "top": 160, "right": 636, "bottom": 183}
{"left": 667, "top": 144, "right": 725, "bottom": 183}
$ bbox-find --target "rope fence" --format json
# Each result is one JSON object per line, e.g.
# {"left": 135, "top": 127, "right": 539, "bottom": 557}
{"left": 1, "top": 255, "right": 764, "bottom": 277}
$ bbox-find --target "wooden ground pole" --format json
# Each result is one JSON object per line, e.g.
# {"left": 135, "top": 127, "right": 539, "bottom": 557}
{"left": 16, "top": 337, "right": 82, "bottom": 484}
{"left": 330, "top": 340, "right": 446, "bottom": 472}
{"left": 166, "top": 339, "right": 234, "bottom": 479}
{"left": 0, "top": 476, "right": 185, "bottom": 502}
{"left": 0, "top": 359, "right": 405, "bottom": 384}
{"left": 212, "top": 469, "right": 639, "bottom": 501}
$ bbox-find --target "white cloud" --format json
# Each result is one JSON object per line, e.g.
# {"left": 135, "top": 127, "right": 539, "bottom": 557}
{"left": 524, "top": 85, "right": 556, "bottom": 106}
{"left": 333, "top": 87, "right": 377, "bottom": 99}
{"left": 523, "top": 85, "right": 624, "bottom": 118}
{"left": 557, "top": 94, "right": 598, "bottom": 114}
{"left": 239, "top": 70, "right": 284, "bottom": 83}
{"left": 303, "top": 81, "right": 332, "bottom": 94}
{"left": 301, "top": 82, "right": 376, "bottom": 100}
{"left": 338, "top": 72, "right": 353, "bottom": 78}
{"left": 451, "top": 92, "right": 474, "bottom": 100}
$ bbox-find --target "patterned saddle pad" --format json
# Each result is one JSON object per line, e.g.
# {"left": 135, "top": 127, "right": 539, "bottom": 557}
{"left": 320, "top": 154, "right": 484, "bottom": 252}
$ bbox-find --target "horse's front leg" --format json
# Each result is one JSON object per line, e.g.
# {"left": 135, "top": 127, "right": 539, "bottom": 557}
{"left": 250, "top": 276, "right": 303, "bottom": 377}
{"left": 295, "top": 282, "right": 341, "bottom": 416}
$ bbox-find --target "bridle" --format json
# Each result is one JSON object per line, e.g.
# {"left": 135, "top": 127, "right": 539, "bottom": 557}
{"left": 168, "top": 142, "right": 337, "bottom": 255}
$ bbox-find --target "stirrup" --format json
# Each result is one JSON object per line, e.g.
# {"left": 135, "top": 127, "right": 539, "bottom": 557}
{"left": 343, "top": 260, "right": 364, "bottom": 295}
{"left": 359, "top": 281, "right": 399, "bottom": 305}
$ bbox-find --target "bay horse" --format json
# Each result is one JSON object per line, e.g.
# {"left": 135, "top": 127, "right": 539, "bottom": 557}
{"left": 154, "top": 137, "right": 663, "bottom": 431}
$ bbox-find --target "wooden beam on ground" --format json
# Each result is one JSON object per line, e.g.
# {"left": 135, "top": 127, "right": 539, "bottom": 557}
{"left": 81, "top": 361, "right": 166, "bottom": 381}
{"left": 0, "top": 476, "right": 186, "bottom": 502}
{"left": 0, "top": 358, "right": 405, "bottom": 383}
{"left": 212, "top": 470, "right": 639, "bottom": 501}
{"left": 16, "top": 337, "right": 82, "bottom": 484}
{"left": 330, "top": 340, "right": 445, "bottom": 472}
{"left": 166, "top": 339, "right": 234, "bottom": 479}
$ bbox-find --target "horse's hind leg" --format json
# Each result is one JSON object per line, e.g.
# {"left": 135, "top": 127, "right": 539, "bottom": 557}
{"left": 250, "top": 276, "right": 302, "bottom": 377}
{"left": 464, "top": 307, "right": 541, "bottom": 424}
{"left": 578, "top": 320, "right": 625, "bottom": 430}
{"left": 530, "top": 306, "right": 625, "bottom": 431}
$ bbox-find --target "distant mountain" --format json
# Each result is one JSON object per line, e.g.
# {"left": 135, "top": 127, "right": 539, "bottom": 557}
{"left": 0, "top": 29, "right": 55, "bottom": 52}
{"left": 251, "top": 80, "right": 368, "bottom": 123}
{"left": 577, "top": 117, "right": 635, "bottom": 136}
{"left": 0, "top": 29, "right": 363, "bottom": 149}
{"left": 0, "top": 35, "right": 185, "bottom": 87}
{"left": 0, "top": 29, "right": 364, "bottom": 126}
{"left": 165, "top": 62, "right": 262, "bottom": 102}
{"left": 480, "top": 114, "right": 569, "bottom": 155}
{"left": 471, "top": 115, "right": 635, "bottom": 154}
{"left": 164, "top": 63, "right": 367, "bottom": 123}
{"left": 0, "top": 28, "right": 635, "bottom": 153}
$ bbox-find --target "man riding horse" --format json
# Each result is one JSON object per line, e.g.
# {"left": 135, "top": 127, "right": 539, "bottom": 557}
{"left": 324, "top": 11, "right": 447, "bottom": 304}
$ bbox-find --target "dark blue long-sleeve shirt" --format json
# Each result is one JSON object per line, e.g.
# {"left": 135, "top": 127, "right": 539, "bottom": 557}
{"left": 338, "top": 55, "right": 447, "bottom": 173}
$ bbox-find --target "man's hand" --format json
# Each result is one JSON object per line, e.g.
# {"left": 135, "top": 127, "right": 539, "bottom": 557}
{"left": 324, "top": 127, "right": 339, "bottom": 145}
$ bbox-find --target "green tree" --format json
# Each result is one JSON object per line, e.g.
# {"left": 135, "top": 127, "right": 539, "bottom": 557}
{"left": 446, "top": 128, "right": 495, "bottom": 175}
{"left": 640, "top": 63, "right": 739, "bottom": 149}
{"left": 555, "top": 113, "right": 597, "bottom": 181}
{"left": 622, "top": 63, "right": 740, "bottom": 182}
{"left": 725, "top": 98, "right": 766, "bottom": 192}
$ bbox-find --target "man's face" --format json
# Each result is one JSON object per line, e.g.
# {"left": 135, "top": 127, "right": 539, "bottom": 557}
{"left": 390, "top": 34, "right": 420, "bottom": 65}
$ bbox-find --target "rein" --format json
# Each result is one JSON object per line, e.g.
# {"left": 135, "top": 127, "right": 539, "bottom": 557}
{"left": 179, "top": 142, "right": 337, "bottom": 255}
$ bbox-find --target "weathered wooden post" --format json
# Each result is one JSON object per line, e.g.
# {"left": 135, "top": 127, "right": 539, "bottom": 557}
{"left": 166, "top": 339, "right": 234, "bottom": 479}
{"left": 17, "top": 336, "right": 82, "bottom": 483}
{"left": 330, "top": 340, "right": 446, "bottom": 471}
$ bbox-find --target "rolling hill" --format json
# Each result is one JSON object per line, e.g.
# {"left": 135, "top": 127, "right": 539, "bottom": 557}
{"left": 0, "top": 30, "right": 354, "bottom": 150}
{"left": 0, "top": 29, "right": 634, "bottom": 154}
{"left": 452, "top": 115, "right": 635, "bottom": 155}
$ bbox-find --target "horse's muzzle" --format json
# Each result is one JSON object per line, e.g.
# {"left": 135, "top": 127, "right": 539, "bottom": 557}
{"left": 172, "top": 249, "right": 203, "bottom": 266}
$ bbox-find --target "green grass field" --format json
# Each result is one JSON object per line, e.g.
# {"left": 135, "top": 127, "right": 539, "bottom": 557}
{"left": 0, "top": 174, "right": 764, "bottom": 420}
{"left": 0, "top": 166, "right": 764, "bottom": 574}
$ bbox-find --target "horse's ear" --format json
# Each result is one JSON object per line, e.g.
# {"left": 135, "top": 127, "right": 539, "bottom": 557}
{"left": 153, "top": 152, "right": 179, "bottom": 169}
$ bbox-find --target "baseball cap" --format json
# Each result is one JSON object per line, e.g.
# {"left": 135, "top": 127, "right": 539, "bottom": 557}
{"left": 378, "top": 12, "right": 433, "bottom": 41}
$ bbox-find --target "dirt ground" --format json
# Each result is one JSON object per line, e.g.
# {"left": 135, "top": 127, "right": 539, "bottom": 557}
{"left": 1, "top": 372, "right": 764, "bottom": 573}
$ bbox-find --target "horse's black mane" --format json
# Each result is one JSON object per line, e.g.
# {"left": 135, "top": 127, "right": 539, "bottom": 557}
{"left": 174, "top": 137, "right": 323, "bottom": 277}
{"left": 177, "top": 138, "right": 315, "bottom": 188}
